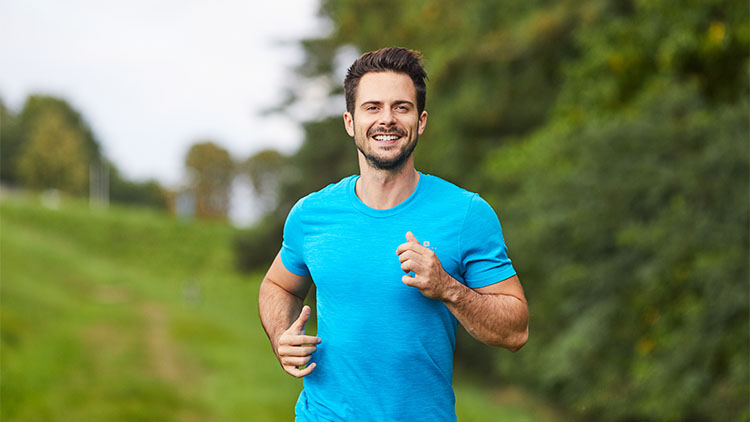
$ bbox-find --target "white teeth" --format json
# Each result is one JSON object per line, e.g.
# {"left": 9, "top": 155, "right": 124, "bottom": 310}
{"left": 374, "top": 135, "right": 399, "bottom": 141}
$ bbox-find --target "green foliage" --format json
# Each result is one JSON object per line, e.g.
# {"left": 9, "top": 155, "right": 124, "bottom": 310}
{"left": 277, "top": 117, "right": 359, "bottom": 211}
{"left": 108, "top": 165, "right": 168, "bottom": 210}
{"left": 556, "top": 0, "right": 749, "bottom": 114}
{"left": 16, "top": 107, "right": 89, "bottom": 194}
{"left": 482, "top": 2, "right": 750, "bottom": 418}
{"left": 240, "top": 148, "right": 287, "bottom": 212}
{"left": 488, "top": 82, "right": 748, "bottom": 421}
{"left": 8, "top": 95, "right": 102, "bottom": 193}
{"left": 233, "top": 214, "right": 284, "bottom": 273}
{"left": 15, "top": 95, "right": 101, "bottom": 163}
{"left": 0, "top": 98, "right": 23, "bottom": 183}
{"left": 185, "top": 141, "right": 235, "bottom": 219}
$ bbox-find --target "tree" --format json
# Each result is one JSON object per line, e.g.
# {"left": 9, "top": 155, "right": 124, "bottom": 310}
{"left": 0, "top": 98, "right": 23, "bottom": 184}
{"left": 108, "top": 164, "right": 167, "bottom": 210}
{"left": 185, "top": 141, "right": 234, "bottom": 219}
{"left": 17, "top": 95, "right": 101, "bottom": 163}
{"left": 3, "top": 95, "right": 101, "bottom": 191}
{"left": 481, "top": 1, "right": 749, "bottom": 420}
{"left": 16, "top": 107, "right": 89, "bottom": 194}
{"left": 240, "top": 148, "right": 288, "bottom": 213}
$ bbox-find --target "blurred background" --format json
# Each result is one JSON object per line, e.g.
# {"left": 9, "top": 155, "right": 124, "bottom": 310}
{"left": 1, "top": 0, "right": 748, "bottom": 421}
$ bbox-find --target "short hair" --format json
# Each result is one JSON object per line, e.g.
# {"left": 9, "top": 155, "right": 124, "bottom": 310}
{"left": 344, "top": 47, "right": 427, "bottom": 115}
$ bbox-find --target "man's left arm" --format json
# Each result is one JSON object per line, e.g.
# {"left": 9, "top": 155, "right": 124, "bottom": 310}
{"left": 397, "top": 231, "right": 528, "bottom": 351}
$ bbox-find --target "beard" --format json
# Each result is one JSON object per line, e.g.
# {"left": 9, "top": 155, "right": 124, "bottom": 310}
{"left": 355, "top": 125, "right": 418, "bottom": 171}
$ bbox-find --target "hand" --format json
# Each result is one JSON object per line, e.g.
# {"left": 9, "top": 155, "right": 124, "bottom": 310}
{"left": 276, "top": 305, "right": 321, "bottom": 378}
{"left": 396, "top": 231, "right": 458, "bottom": 301}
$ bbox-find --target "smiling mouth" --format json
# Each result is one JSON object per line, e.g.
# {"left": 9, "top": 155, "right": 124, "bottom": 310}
{"left": 372, "top": 134, "right": 402, "bottom": 142}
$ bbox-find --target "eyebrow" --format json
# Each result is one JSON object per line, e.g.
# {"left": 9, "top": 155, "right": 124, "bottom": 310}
{"left": 359, "top": 100, "right": 414, "bottom": 107}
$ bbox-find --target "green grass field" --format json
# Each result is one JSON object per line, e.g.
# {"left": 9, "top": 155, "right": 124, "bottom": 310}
{"left": 1, "top": 193, "right": 559, "bottom": 421}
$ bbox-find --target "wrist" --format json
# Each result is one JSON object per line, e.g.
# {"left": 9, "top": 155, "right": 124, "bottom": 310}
{"left": 441, "top": 273, "right": 467, "bottom": 305}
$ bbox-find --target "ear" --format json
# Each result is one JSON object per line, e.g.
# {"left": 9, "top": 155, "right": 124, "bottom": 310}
{"left": 343, "top": 112, "right": 355, "bottom": 137}
{"left": 417, "top": 110, "right": 428, "bottom": 135}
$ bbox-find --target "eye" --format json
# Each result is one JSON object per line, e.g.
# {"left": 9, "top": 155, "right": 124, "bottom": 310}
{"left": 366, "top": 105, "right": 379, "bottom": 112}
{"left": 395, "top": 104, "right": 410, "bottom": 112}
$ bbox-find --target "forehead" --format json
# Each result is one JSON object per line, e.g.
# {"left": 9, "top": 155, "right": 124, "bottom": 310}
{"left": 355, "top": 71, "right": 416, "bottom": 105}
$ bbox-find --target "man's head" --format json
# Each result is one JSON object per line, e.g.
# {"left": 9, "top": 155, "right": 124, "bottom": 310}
{"left": 343, "top": 48, "right": 428, "bottom": 171}
{"left": 344, "top": 47, "right": 427, "bottom": 116}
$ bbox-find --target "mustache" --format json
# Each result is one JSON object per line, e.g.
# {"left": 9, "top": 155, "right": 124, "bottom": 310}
{"left": 367, "top": 126, "right": 407, "bottom": 137}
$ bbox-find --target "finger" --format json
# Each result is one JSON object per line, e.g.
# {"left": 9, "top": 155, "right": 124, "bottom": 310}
{"left": 401, "top": 260, "right": 418, "bottom": 274}
{"left": 285, "top": 362, "right": 316, "bottom": 378}
{"left": 280, "top": 334, "right": 322, "bottom": 346}
{"left": 396, "top": 242, "right": 410, "bottom": 255}
{"left": 279, "top": 345, "right": 318, "bottom": 357}
{"left": 396, "top": 241, "right": 423, "bottom": 255}
{"left": 281, "top": 355, "right": 312, "bottom": 367}
{"left": 398, "top": 249, "right": 419, "bottom": 263}
{"left": 402, "top": 274, "right": 418, "bottom": 286}
{"left": 292, "top": 305, "right": 311, "bottom": 332}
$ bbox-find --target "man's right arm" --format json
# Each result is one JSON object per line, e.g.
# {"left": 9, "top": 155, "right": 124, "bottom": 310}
{"left": 258, "top": 251, "right": 320, "bottom": 378}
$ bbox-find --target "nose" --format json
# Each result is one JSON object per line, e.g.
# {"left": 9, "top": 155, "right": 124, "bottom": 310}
{"left": 378, "top": 107, "right": 397, "bottom": 126}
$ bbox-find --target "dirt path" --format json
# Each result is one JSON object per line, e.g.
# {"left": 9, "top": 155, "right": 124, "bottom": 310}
{"left": 141, "top": 302, "right": 183, "bottom": 382}
{"left": 141, "top": 302, "right": 207, "bottom": 422}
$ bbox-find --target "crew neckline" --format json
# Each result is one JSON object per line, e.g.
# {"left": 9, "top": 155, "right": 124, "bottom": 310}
{"left": 348, "top": 172, "right": 427, "bottom": 218}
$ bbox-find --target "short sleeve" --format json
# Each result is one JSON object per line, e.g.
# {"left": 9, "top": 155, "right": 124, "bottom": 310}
{"left": 280, "top": 199, "right": 310, "bottom": 276}
{"left": 460, "top": 195, "right": 516, "bottom": 288}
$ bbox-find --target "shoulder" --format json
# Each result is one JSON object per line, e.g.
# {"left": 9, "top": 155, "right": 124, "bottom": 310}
{"left": 421, "top": 173, "right": 481, "bottom": 207}
{"left": 290, "top": 175, "right": 357, "bottom": 215}
{"left": 420, "top": 173, "right": 502, "bottom": 225}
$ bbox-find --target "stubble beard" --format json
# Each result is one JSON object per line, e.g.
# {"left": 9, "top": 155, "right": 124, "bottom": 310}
{"left": 354, "top": 125, "right": 418, "bottom": 171}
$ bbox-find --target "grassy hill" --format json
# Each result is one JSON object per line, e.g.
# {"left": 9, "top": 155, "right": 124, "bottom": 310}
{"left": 0, "top": 193, "right": 558, "bottom": 421}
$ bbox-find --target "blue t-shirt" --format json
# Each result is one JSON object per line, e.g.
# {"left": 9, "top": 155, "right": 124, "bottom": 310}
{"left": 281, "top": 172, "right": 515, "bottom": 422}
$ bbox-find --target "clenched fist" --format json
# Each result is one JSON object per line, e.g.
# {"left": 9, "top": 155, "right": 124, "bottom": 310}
{"left": 396, "top": 231, "right": 460, "bottom": 301}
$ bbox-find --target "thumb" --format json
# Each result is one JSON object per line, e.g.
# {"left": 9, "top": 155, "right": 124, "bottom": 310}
{"left": 405, "top": 231, "right": 419, "bottom": 244}
{"left": 292, "top": 305, "right": 311, "bottom": 333}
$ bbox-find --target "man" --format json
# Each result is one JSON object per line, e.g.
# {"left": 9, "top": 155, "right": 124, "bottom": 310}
{"left": 259, "top": 47, "right": 528, "bottom": 421}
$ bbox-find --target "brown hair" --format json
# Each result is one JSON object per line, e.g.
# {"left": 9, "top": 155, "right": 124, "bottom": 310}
{"left": 344, "top": 47, "right": 427, "bottom": 115}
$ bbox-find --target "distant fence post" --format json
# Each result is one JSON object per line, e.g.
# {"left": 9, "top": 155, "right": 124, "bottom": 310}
{"left": 89, "top": 157, "right": 109, "bottom": 209}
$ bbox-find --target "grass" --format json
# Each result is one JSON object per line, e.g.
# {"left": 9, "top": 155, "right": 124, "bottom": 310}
{"left": 1, "top": 193, "right": 559, "bottom": 421}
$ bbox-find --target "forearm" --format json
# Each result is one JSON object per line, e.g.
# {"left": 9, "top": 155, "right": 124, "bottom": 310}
{"left": 444, "top": 281, "right": 528, "bottom": 351}
{"left": 258, "top": 278, "right": 305, "bottom": 354}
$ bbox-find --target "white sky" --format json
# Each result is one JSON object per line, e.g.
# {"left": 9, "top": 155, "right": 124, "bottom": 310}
{"left": 0, "top": 0, "right": 326, "bottom": 190}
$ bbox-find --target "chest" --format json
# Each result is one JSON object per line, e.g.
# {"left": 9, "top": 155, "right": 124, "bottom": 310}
{"left": 301, "top": 209, "right": 466, "bottom": 296}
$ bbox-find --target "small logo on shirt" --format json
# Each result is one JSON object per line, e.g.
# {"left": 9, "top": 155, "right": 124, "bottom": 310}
{"left": 423, "top": 240, "right": 437, "bottom": 251}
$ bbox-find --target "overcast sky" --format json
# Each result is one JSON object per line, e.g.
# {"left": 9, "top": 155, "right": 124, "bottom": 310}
{"left": 0, "top": 0, "right": 325, "bottom": 191}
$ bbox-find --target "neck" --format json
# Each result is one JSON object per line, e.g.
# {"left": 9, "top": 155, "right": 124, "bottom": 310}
{"left": 355, "top": 153, "right": 419, "bottom": 209}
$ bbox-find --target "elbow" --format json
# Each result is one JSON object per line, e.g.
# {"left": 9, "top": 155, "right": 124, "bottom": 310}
{"left": 508, "top": 326, "right": 529, "bottom": 353}
{"left": 482, "top": 326, "right": 528, "bottom": 351}
{"left": 505, "top": 325, "right": 529, "bottom": 353}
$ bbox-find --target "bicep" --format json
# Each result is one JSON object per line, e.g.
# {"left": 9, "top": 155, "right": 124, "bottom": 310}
{"left": 262, "top": 251, "right": 312, "bottom": 300}
{"left": 474, "top": 274, "right": 526, "bottom": 303}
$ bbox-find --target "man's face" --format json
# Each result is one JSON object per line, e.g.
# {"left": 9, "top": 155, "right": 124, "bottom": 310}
{"left": 343, "top": 71, "right": 428, "bottom": 171}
